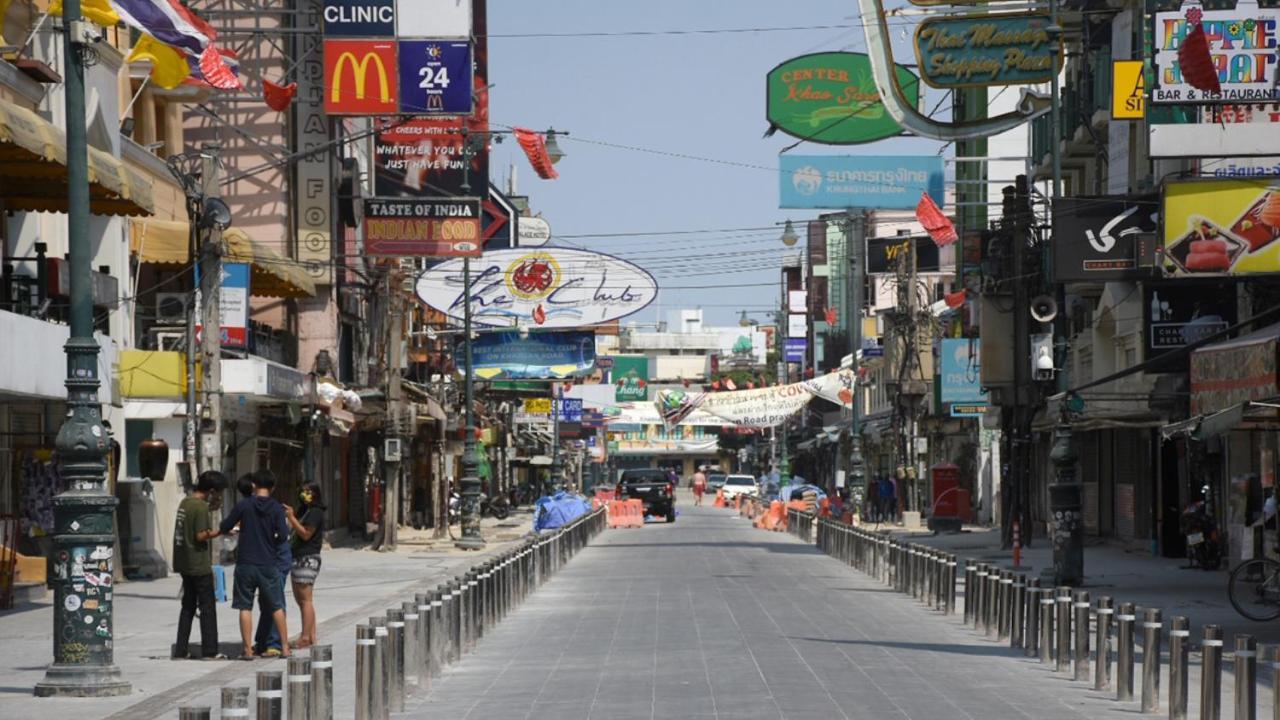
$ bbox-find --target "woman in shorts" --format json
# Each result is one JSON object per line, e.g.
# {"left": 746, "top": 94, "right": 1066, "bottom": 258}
{"left": 285, "top": 482, "right": 325, "bottom": 648}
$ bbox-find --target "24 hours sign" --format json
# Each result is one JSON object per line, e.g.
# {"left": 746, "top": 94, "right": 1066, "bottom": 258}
{"left": 397, "top": 40, "right": 472, "bottom": 114}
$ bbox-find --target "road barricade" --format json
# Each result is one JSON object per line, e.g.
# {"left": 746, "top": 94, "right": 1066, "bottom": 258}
{"left": 755, "top": 501, "right": 787, "bottom": 531}
{"left": 713, "top": 489, "right": 726, "bottom": 508}
{"left": 606, "top": 499, "right": 644, "bottom": 529}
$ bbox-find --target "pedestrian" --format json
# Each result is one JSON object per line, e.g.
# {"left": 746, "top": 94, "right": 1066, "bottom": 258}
{"left": 866, "top": 478, "right": 880, "bottom": 523}
{"left": 173, "top": 470, "right": 227, "bottom": 660}
{"left": 879, "top": 475, "right": 897, "bottom": 523}
{"left": 285, "top": 481, "right": 325, "bottom": 648}
{"left": 219, "top": 470, "right": 291, "bottom": 660}
{"left": 692, "top": 466, "right": 707, "bottom": 506}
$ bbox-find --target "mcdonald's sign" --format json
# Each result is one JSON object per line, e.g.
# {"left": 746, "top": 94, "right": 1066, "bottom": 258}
{"left": 323, "top": 39, "right": 398, "bottom": 114}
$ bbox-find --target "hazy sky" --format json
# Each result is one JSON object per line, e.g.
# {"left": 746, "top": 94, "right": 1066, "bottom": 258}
{"left": 487, "top": 1, "right": 949, "bottom": 328}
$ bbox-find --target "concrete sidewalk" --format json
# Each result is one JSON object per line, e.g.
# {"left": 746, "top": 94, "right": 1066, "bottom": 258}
{"left": 0, "top": 510, "right": 535, "bottom": 720}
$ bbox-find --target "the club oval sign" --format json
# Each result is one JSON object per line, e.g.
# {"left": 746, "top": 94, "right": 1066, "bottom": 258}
{"left": 415, "top": 248, "right": 658, "bottom": 328}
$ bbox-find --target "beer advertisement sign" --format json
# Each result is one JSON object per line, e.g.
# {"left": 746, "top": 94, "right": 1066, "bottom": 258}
{"left": 765, "top": 52, "right": 920, "bottom": 145}
{"left": 913, "top": 13, "right": 1063, "bottom": 88}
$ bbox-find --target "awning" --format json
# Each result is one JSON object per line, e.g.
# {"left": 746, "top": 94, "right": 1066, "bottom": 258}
{"left": 1161, "top": 399, "right": 1280, "bottom": 441}
{"left": 0, "top": 102, "right": 153, "bottom": 216}
{"left": 129, "top": 218, "right": 315, "bottom": 298}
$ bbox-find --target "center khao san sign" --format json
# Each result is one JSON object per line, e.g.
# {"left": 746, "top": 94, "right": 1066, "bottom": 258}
{"left": 415, "top": 247, "right": 658, "bottom": 328}
{"left": 914, "top": 13, "right": 1063, "bottom": 88}
{"left": 765, "top": 52, "right": 920, "bottom": 145}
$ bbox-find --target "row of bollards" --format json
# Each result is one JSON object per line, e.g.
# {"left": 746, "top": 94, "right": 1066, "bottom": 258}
{"left": 179, "top": 507, "right": 607, "bottom": 720}
{"left": 811, "top": 515, "right": 1275, "bottom": 720}
{"left": 785, "top": 507, "right": 815, "bottom": 543}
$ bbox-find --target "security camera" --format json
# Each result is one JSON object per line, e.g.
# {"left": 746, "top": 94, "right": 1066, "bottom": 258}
{"left": 1034, "top": 347, "right": 1055, "bottom": 382}
{"left": 70, "top": 21, "right": 105, "bottom": 44}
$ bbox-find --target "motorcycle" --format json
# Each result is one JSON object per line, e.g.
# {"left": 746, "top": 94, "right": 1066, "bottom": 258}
{"left": 1180, "top": 483, "right": 1222, "bottom": 570}
{"left": 449, "top": 491, "right": 512, "bottom": 523}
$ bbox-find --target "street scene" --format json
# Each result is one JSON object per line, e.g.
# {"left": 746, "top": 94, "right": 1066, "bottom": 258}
{"left": 3, "top": 0, "right": 1280, "bottom": 718}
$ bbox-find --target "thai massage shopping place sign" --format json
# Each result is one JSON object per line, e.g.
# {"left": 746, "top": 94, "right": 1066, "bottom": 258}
{"left": 765, "top": 52, "right": 921, "bottom": 145}
{"left": 914, "top": 13, "right": 1063, "bottom": 88}
{"left": 1152, "top": 1, "right": 1280, "bottom": 105}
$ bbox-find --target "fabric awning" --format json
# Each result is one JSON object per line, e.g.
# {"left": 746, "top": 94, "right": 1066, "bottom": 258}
{"left": 1161, "top": 399, "right": 1280, "bottom": 441}
{"left": 129, "top": 219, "right": 315, "bottom": 298}
{"left": 0, "top": 102, "right": 153, "bottom": 216}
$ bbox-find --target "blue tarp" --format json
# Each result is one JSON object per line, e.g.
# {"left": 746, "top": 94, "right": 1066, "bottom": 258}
{"left": 533, "top": 491, "right": 591, "bottom": 532}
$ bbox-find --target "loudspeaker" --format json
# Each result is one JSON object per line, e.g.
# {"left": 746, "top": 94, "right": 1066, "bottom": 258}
{"left": 1030, "top": 295, "right": 1058, "bottom": 323}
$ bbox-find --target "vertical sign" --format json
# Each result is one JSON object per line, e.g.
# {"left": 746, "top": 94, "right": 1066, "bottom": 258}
{"left": 1111, "top": 60, "right": 1145, "bottom": 120}
{"left": 395, "top": 40, "right": 473, "bottom": 115}
{"left": 613, "top": 356, "right": 649, "bottom": 402}
{"left": 220, "top": 263, "right": 250, "bottom": 348}
{"left": 296, "top": 0, "right": 333, "bottom": 285}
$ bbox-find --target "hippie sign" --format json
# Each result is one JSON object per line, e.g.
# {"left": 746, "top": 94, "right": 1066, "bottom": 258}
{"left": 913, "top": 13, "right": 1063, "bottom": 88}
{"left": 765, "top": 52, "right": 921, "bottom": 144}
{"left": 1152, "top": 1, "right": 1280, "bottom": 105}
{"left": 414, "top": 247, "right": 658, "bottom": 328}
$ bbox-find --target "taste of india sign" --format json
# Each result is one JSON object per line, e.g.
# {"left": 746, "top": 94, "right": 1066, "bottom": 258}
{"left": 914, "top": 13, "right": 1063, "bottom": 88}
{"left": 765, "top": 52, "right": 921, "bottom": 145}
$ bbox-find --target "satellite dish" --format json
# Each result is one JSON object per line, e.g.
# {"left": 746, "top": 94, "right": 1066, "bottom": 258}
{"left": 1030, "top": 295, "right": 1058, "bottom": 323}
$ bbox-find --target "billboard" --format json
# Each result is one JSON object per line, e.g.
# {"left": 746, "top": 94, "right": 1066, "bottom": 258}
{"left": 613, "top": 356, "right": 649, "bottom": 402}
{"left": 1111, "top": 60, "right": 1145, "bottom": 120}
{"left": 1052, "top": 195, "right": 1158, "bottom": 281}
{"left": 396, "top": 0, "right": 471, "bottom": 37}
{"left": 323, "top": 40, "right": 398, "bottom": 115}
{"left": 323, "top": 0, "right": 395, "bottom": 36}
{"left": 395, "top": 40, "right": 473, "bottom": 114}
{"left": 1161, "top": 178, "right": 1280, "bottom": 277}
{"left": 914, "top": 13, "right": 1063, "bottom": 88}
{"left": 362, "top": 197, "right": 481, "bottom": 256}
{"left": 940, "top": 339, "right": 987, "bottom": 416}
{"left": 461, "top": 330, "right": 596, "bottom": 380}
{"left": 866, "top": 235, "right": 941, "bottom": 274}
{"left": 415, "top": 248, "right": 658, "bottom": 328}
{"left": 780, "top": 155, "right": 945, "bottom": 210}
{"left": 1152, "top": 1, "right": 1280, "bottom": 105}
{"left": 765, "top": 52, "right": 918, "bottom": 145}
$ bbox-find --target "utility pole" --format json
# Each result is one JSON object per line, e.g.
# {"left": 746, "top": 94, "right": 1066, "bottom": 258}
{"left": 198, "top": 144, "right": 224, "bottom": 475}
{"left": 846, "top": 210, "right": 869, "bottom": 501}
{"left": 36, "top": 0, "right": 130, "bottom": 695}
{"left": 456, "top": 257, "right": 484, "bottom": 549}
{"left": 383, "top": 283, "right": 404, "bottom": 551}
{"left": 1006, "top": 179, "right": 1034, "bottom": 550}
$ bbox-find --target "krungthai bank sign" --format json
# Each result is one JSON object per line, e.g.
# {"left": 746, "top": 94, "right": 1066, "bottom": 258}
{"left": 323, "top": 39, "right": 397, "bottom": 114}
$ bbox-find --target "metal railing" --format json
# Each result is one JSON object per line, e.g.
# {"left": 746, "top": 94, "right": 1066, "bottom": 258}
{"left": 178, "top": 507, "right": 608, "bottom": 719}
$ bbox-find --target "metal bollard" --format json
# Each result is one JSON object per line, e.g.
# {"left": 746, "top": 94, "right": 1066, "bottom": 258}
{"left": 1056, "top": 587, "right": 1073, "bottom": 672}
{"left": 1094, "top": 597, "right": 1113, "bottom": 692}
{"left": 986, "top": 566, "right": 1000, "bottom": 636}
{"left": 1270, "top": 646, "right": 1280, "bottom": 720}
{"left": 286, "top": 656, "right": 311, "bottom": 720}
{"left": 963, "top": 562, "right": 976, "bottom": 625}
{"left": 1170, "top": 616, "right": 1191, "bottom": 720}
{"left": 1117, "top": 602, "right": 1136, "bottom": 702}
{"left": 414, "top": 594, "right": 432, "bottom": 688}
{"left": 178, "top": 708, "right": 211, "bottom": 720}
{"left": 1235, "top": 635, "right": 1256, "bottom": 720}
{"left": 1141, "top": 609, "right": 1162, "bottom": 714}
{"left": 1011, "top": 574, "right": 1026, "bottom": 649}
{"left": 975, "top": 564, "right": 989, "bottom": 633}
{"left": 355, "top": 625, "right": 376, "bottom": 720}
{"left": 947, "top": 555, "right": 958, "bottom": 615}
{"left": 1039, "top": 585, "right": 1055, "bottom": 664}
{"left": 1202, "top": 625, "right": 1223, "bottom": 720}
{"left": 222, "top": 687, "right": 251, "bottom": 720}
{"left": 1073, "top": 591, "right": 1090, "bottom": 682}
{"left": 310, "top": 645, "right": 333, "bottom": 720}
{"left": 401, "top": 601, "right": 420, "bottom": 691}
{"left": 1025, "top": 579, "right": 1041, "bottom": 658}
{"left": 999, "top": 571, "right": 1014, "bottom": 640}
{"left": 370, "top": 616, "right": 390, "bottom": 720}
{"left": 385, "top": 609, "right": 405, "bottom": 712}
{"left": 257, "top": 670, "right": 284, "bottom": 720}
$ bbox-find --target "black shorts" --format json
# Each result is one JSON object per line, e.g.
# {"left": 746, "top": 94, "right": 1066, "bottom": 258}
{"left": 232, "top": 563, "right": 285, "bottom": 612}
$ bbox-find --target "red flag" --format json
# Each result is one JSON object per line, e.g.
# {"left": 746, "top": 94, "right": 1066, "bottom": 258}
{"left": 1178, "top": 23, "right": 1221, "bottom": 95}
{"left": 197, "top": 45, "right": 241, "bottom": 90}
{"left": 916, "top": 193, "right": 957, "bottom": 247}
{"left": 513, "top": 127, "right": 559, "bottom": 180}
{"left": 263, "top": 79, "right": 296, "bottom": 111}
{"left": 824, "top": 307, "right": 837, "bottom": 326}
{"left": 944, "top": 289, "right": 967, "bottom": 309}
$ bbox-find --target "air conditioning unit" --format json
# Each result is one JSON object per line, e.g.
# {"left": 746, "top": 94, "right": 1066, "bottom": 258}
{"left": 155, "top": 293, "right": 188, "bottom": 324}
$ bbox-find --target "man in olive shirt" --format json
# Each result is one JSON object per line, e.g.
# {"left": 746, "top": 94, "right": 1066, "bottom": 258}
{"left": 174, "top": 471, "right": 227, "bottom": 659}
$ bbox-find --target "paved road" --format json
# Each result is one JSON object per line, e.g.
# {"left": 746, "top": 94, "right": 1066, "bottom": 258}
{"left": 404, "top": 497, "right": 1131, "bottom": 720}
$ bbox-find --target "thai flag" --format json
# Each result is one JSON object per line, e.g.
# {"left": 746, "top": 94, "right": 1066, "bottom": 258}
{"left": 112, "top": 0, "right": 216, "bottom": 58}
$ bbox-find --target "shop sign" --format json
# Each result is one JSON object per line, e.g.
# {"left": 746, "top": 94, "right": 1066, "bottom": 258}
{"left": 784, "top": 338, "right": 807, "bottom": 362}
{"left": 1161, "top": 178, "right": 1280, "bottom": 277}
{"left": 1152, "top": 2, "right": 1280, "bottom": 105}
{"left": 219, "top": 263, "right": 250, "bottom": 348}
{"left": 787, "top": 313, "right": 807, "bottom": 339}
{"left": 765, "top": 52, "right": 919, "bottom": 145}
{"left": 414, "top": 248, "right": 658, "bottom": 328}
{"left": 1052, "top": 195, "right": 1158, "bottom": 281}
{"left": 940, "top": 339, "right": 988, "bottom": 416}
{"left": 1191, "top": 332, "right": 1280, "bottom": 415}
{"left": 913, "top": 13, "right": 1062, "bottom": 89}
{"left": 556, "top": 398, "right": 583, "bottom": 423}
{"left": 866, "top": 235, "right": 941, "bottom": 274}
{"left": 1112, "top": 60, "right": 1146, "bottom": 120}
{"left": 613, "top": 356, "right": 649, "bottom": 402}
{"left": 323, "top": 0, "right": 395, "bottom": 36}
{"left": 516, "top": 216, "right": 551, "bottom": 246}
{"left": 363, "top": 197, "right": 481, "bottom": 256}
{"left": 1200, "top": 105, "right": 1280, "bottom": 178}
{"left": 323, "top": 39, "right": 399, "bottom": 114}
{"left": 779, "top": 155, "right": 945, "bottom": 210}
{"left": 396, "top": 0, "right": 471, "bottom": 37}
{"left": 297, "top": 0, "right": 333, "bottom": 285}
{"left": 1143, "top": 281, "right": 1238, "bottom": 372}
{"left": 395, "top": 40, "right": 473, "bottom": 115}
{"left": 523, "top": 398, "right": 551, "bottom": 415}
{"left": 459, "top": 330, "right": 596, "bottom": 380}
{"left": 266, "top": 363, "right": 306, "bottom": 400}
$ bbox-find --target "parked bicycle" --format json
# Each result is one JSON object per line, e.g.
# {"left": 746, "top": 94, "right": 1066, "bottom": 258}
{"left": 1229, "top": 555, "right": 1280, "bottom": 621}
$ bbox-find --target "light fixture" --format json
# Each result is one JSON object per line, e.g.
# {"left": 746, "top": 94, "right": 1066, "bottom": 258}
{"left": 739, "top": 310, "right": 751, "bottom": 327}
{"left": 544, "top": 128, "right": 565, "bottom": 165}
{"left": 780, "top": 220, "right": 799, "bottom": 247}
{"left": 199, "top": 197, "right": 232, "bottom": 231}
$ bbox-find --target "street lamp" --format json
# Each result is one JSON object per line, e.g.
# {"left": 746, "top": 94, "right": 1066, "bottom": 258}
{"left": 36, "top": 0, "right": 130, "bottom": 696}
{"left": 780, "top": 219, "right": 799, "bottom": 247}
{"left": 544, "top": 128, "right": 566, "bottom": 165}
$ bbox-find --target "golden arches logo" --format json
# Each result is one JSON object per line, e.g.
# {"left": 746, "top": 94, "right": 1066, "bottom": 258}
{"left": 331, "top": 52, "right": 391, "bottom": 104}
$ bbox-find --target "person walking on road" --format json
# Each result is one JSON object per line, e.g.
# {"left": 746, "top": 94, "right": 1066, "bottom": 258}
{"left": 692, "top": 467, "right": 707, "bottom": 506}
{"left": 173, "top": 470, "right": 228, "bottom": 660}
{"left": 285, "top": 481, "right": 326, "bottom": 648}
{"left": 220, "top": 470, "right": 291, "bottom": 660}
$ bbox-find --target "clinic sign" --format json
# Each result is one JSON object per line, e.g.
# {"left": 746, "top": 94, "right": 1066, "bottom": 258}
{"left": 779, "top": 155, "right": 946, "bottom": 210}
{"left": 1152, "top": 2, "right": 1280, "bottom": 104}
{"left": 323, "top": 0, "right": 394, "bottom": 36}
{"left": 765, "top": 52, "right": 919, "bottom": 145}
{"left": 914, "top": 13, "right": 1063, "bottom": 88}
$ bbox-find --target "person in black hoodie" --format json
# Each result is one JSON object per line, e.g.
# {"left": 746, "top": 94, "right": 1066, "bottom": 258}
{"left": 220, "top": 470, "right": 291, "bottom": 659}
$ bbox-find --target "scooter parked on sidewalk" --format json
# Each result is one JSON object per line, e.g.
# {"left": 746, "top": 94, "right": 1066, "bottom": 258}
{"left": 1180, "top": 483, "right": 1222, "bottom": 570}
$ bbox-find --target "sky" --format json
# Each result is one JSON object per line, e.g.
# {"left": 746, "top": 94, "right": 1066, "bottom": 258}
{"left": 486, "top": 0, "right": 950, "bottom": 328}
